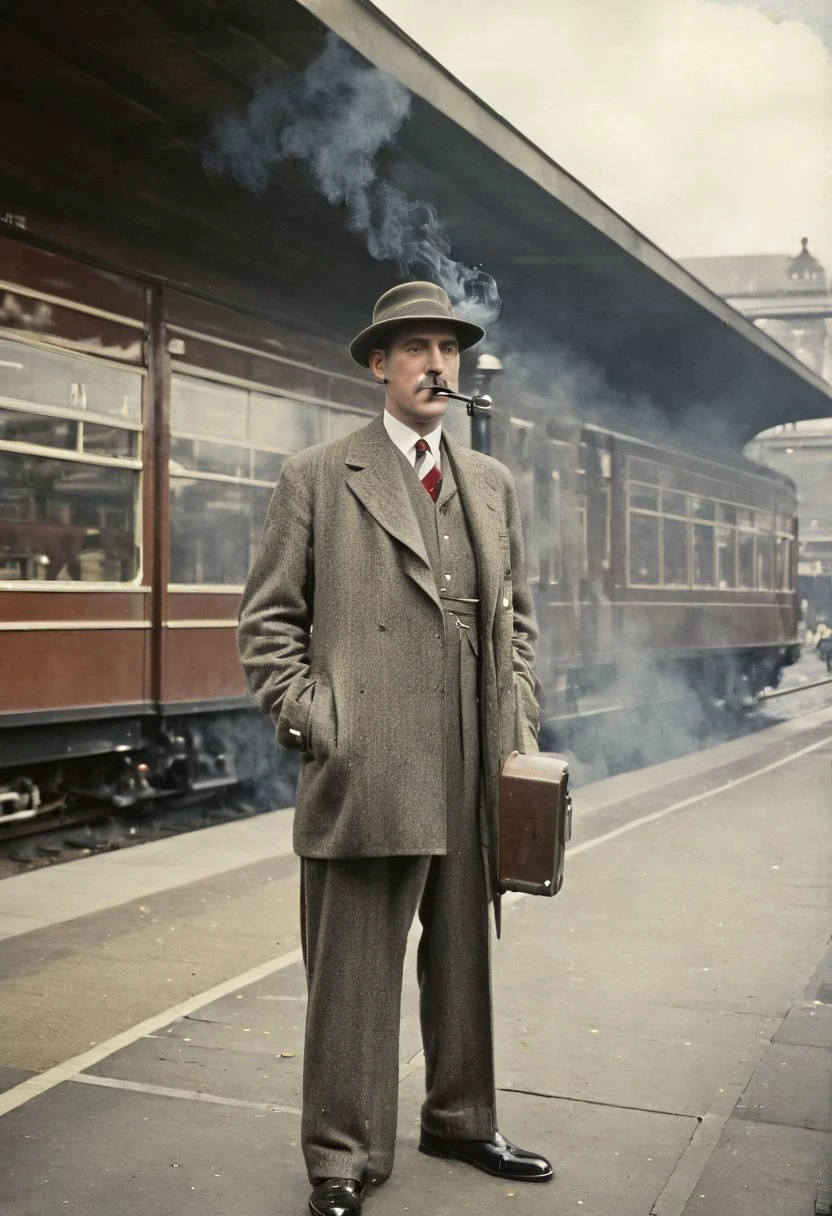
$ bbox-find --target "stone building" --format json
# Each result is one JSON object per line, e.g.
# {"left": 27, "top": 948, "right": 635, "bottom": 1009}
{"left": 684, "top": 241, "right": 832, "bottom": 612}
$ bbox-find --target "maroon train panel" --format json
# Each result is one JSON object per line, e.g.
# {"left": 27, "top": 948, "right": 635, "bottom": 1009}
{"left": 166, "top": 592, "right": 241, "bottom": 622}
{"left": 0, "top": 592, "right": 150, "bottom": 625}
{"left": 1, "top": 630, "right": 151, "bottom": 714}
{"left": 160, "top": 628, "right": 247, "bottom": 704}
{"left": 614, "top": 601, "right": 793, "bottom": 651}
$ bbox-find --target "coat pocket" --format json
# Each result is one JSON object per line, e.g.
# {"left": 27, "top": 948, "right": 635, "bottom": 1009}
{"left": 308, "top": 679, "right": 338, "bottom": 756}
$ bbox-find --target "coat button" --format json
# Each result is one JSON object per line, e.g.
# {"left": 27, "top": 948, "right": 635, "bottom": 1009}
{"left": 502, "top": 596, "right": 510, "bottom": 607}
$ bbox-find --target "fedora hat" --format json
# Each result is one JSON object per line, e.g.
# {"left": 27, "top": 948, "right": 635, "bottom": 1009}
{"left": 349, "top": 281, "right": 485, "bottom": 368}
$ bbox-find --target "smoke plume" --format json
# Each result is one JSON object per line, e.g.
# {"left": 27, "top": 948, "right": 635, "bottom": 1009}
{"left": 204, "top": 32, "right": 500, "bottom": 325}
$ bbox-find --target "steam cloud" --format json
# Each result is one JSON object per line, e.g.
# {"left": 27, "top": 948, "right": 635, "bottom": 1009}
{"left": 204, "top": 32, "right": 501, "bottom": 326}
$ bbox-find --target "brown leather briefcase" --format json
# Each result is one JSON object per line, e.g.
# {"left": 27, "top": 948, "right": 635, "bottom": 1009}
{"left": 497, "top": 751, "right": 572, "bottom": 897}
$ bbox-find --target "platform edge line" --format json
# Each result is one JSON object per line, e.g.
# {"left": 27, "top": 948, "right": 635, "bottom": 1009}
{"left": 70, "top": 1072, "right": 301, "bottom": 1115}
{"left": 568, "top": 732, "right": 832, "bottom": 860}
{"left": 0, "top": 947, "right": 304, "bottom": 1118}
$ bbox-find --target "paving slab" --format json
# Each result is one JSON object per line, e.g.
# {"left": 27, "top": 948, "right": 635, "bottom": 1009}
{"left": 736, "top": 1042, "right": 832, "bottom": 1132}
{"left": 0, "top": 858, "right": 301, "bottom": 1073}
{"left": 775, "top": 1001, "right": 832, "bottom": 1050}
{"left": 389, "top": 1076, "right": 698, "bottom": 1216}
{"left": 0, "top": 1080, "right": 308, "bottom": 1216}
{"left": 679, "top": 1119, "right": 832, "bottom": 1216}
{"left": 83, "top": 967, "right": 307, "bottom": 1110}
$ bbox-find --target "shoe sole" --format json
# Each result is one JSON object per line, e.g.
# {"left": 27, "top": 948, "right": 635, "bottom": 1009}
{"left": 419, "top": 1142, "right": 554, "bottom": 1183}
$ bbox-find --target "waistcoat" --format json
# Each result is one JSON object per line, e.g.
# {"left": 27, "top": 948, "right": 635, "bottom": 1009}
{"left": 398, "top": 446, "right": 479, "bottom": 600}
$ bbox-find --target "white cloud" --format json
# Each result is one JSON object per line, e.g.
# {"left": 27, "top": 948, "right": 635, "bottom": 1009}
{"left": 375, "top": 0, "right": 832, "bottom": 263}
{"left": 723, "top": 0, "right": 832, "bottom": 49}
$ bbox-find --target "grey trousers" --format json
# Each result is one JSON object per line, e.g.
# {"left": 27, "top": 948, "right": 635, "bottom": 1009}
{"left": 299, "top": 605, "right": 495, "bottom": 1185}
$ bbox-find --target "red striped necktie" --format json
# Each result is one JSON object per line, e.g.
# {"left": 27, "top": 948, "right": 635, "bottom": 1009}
{"left": 414, "top": 438, "right": 443, "bottom": 502}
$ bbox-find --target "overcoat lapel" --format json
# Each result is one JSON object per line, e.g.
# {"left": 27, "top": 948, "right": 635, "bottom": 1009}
{"left": 443, "top": 432, "right": 503, "bottom": 638}
{"left": 344, "top": 415, "right": 441, "bottom": 611}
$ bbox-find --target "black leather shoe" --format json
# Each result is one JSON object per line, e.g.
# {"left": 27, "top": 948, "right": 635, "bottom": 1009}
{"left": 308, "top": 1178, "right": 365, "bottom": 1216}
{"left": 419, "top": 1129, "right": 554, "bottom": 1182}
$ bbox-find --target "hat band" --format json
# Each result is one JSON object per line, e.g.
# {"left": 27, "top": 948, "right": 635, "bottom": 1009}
{"left": 375, "top": 297, "right": 454, "bottom": 323}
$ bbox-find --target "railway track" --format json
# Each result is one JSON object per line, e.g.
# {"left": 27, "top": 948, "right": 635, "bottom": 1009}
{"left": 3, "top": 665, "right": 831, "bottom": 880}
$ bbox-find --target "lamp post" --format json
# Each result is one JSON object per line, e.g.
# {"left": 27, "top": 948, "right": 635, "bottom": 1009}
{"left": 469, "top": 353, "right": 503, "bottom": 455}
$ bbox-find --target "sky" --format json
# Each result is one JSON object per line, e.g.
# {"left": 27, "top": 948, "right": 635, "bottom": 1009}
{"left": 373, "top": 0, "right": 832, "bottom": 267}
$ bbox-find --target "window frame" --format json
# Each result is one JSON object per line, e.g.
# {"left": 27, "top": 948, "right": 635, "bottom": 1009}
{"left": 625, "top": 459, "right": 792, "bottom": 592}
{"left": 0, "top": 334, "right": 146, "bottom": 590}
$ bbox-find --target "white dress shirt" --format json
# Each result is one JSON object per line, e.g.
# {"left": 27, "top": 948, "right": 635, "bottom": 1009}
{"left": 383, "top": 409, "right": 442, "bottom": 472}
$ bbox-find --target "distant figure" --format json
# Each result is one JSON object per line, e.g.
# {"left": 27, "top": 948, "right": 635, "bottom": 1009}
{"left": 56, "top": 529, "right": 109, "bottom": 582}
{"left": 237, "top": 282, "right": 552, "bottom": 1216}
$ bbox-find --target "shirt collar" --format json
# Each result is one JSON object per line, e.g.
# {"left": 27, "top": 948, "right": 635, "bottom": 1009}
{"left": 383, "top": 409, "right": 442, "bottom": 468}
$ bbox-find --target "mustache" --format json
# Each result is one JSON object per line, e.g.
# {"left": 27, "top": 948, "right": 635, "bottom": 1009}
{"left": 416, "top": 377, "right": 450, "bottom": 393}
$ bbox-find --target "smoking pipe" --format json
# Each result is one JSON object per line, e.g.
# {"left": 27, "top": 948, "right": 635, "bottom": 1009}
{"left": 430, "top": 387, "right": 493, "bottom": 416}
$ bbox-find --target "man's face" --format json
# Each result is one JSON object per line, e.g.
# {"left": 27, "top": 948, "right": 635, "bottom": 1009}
{"left": 369, "top": 323, "right": 460, "bottom": 434}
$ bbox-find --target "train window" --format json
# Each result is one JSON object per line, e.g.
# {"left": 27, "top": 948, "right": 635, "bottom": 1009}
{"left": 758, "top": 540, "right": 773, "bottom": 590}
{"left": 776, "top": 536, "right": 794, "bottom": 591}
{"left": 691, "top": 497, "right": 716, "bottom": 521}
{"left": 82, "top": 422, "right": 138, "bottom": 460}
{"left": 716, "top": 526, "right": 736, "bottom": 588}
{"left": 738, "top": 532, "right": 755, "bottom": 588}
{"left": 0, "top": 452, "right": 139, "bottom": 581}
{"left": 576, "top": 503, "right": 589, "bottom": 580}
{"left": 250, "top": 391, "right": 325, "bottom": 451}
{"left": 662, "top": 518, "right": 689, "bottom": 585}
{"left": 251, "top": 449, "right": 285, "bottom": 483}
{"left": 170, "top": 436, "right": 251, "bottom": 478}
{"left": 662, "top": 490, "right": 687, "bottom": 518}
{"left": 0, "top": 408, "right": 139, "bottom": 461}
{"left": 717, "top": 503, "right": 737, "bottom": 525}
{"left": 169, "top": 372, "right": 370, "bottom": 586}
{"left": 629, "top": 484, "right": 659, "bottom": 512}
{"left": 172, "top": 376, "right": 248, "bottom": 442}
{"left": 170, "top": 481, "right": 273, "bottom": 586}
{"left": 693, "top": 523, "right": 715, "bottom": 586}
{"left": 599, "top": 484, "right": 611, "bottom": 572}
{"left": 0, "top": 408, "right": 77, "bottom": 451}
{"left": 0, "top": 334, "right": 141, "bottom": 423}
{"left": 0, "top": 336, "right": 143, "bottom": 585}
{"left": 629, "top": 514, "right": 659, "bottom": 585}
{"left": 736, "top": 508, "right": 755, "bottom": 530}
{"left": 538, "top": 467, "right": 561, "bottom": 587}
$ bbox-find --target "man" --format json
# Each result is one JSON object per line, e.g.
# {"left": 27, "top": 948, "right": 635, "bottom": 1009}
{"left": 237, "top": 282, "right": 552, "bottom": 1216}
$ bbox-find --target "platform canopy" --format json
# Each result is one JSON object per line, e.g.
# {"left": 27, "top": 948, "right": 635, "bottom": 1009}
{"left": 0, "top": 0, "right": 829, "bottom": 441}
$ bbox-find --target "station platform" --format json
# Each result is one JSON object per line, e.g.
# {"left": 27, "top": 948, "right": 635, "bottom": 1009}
{"left": 1, "top": 705, "right": 830, "bottom": 1216}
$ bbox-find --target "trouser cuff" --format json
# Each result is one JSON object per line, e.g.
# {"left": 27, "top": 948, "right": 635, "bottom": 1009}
{"left": 305, "top": 1151, "right": 367, "bottom": 1185}
{"left": 420, "top": 1105, "right": 495, "bottom": 1141}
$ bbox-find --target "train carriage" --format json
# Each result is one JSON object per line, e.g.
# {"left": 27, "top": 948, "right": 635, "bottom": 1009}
{"left": 0, "top": 236, "right": 800, "bottom": 821}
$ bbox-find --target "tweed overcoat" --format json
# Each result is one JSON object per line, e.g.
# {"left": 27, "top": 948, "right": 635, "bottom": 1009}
{"left": 237, "top": 412, "right": 539, "bottom": 865}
